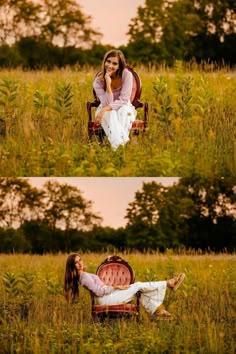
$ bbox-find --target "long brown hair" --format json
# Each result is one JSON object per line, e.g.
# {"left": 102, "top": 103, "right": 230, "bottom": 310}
{"left": 64, "top": 253, "right": 80, "bottom": 302}
{"left": 98, "top": 49, "right": 127, "bottom": 90}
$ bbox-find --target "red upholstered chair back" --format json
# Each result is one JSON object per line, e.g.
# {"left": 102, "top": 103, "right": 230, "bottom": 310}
{"left": 96, "top": 255, "right": 135, "bottom": 286}
{"left": 91, "top": 255, "right": 140, "bottom": 321}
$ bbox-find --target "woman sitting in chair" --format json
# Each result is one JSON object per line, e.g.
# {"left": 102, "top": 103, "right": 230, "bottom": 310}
{"left": 64, "top": 253, "right": 186, "bottom": 320}
{"left": 93, "top": 49, "right": 137, "bottom": 150}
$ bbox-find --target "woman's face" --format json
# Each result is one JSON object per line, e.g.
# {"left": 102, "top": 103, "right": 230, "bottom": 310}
{"left": 105, "top": 56, "right": 119, "bottom": 76}
{"left": 74, "top": 255, "right": 84, "bottom": 272}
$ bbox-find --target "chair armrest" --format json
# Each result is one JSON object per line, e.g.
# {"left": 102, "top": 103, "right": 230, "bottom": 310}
{"left": 132, "top": 100, "right": 143, "bottom": 110}
{"left": 87, "top": 100, "right": 100, "bottom": 122}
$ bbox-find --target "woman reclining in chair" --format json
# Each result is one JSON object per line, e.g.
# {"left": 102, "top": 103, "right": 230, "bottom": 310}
{"left": 93, "top": 49, "right": 137, "bottom": 150}
{"left": 64, "top": 253, "right": 186, "bottom": 320}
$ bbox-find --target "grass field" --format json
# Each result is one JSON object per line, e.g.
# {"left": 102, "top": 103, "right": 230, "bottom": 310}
{"left": 0, "top": 63, "right": 235, "bottom": 177}
{"left": 0, "top": 252, "right": 235, "bottom": 353}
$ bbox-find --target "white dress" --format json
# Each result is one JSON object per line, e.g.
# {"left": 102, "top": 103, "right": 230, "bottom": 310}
{"left": 95, "top": 281, "right": 167, "bottom": 315}
{"left": 93, "top": 68, "right": 137, "bottom": 150}
{"left": 95, "top": 102, "right": 136, "bottom": 150}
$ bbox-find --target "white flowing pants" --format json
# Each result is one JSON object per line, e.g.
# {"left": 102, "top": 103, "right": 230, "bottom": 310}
{"left": 95, "top": 103, "right": 136, "bottom": 150}
{"left": 96, "top": 281, "right": 167, "bottom": 315}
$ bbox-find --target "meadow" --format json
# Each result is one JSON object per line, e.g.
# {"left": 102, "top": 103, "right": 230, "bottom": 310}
{"left": 0, "top": 62, "right": 235, "bottom": 177}
{"left": 0, "top": 252, "right": 235, "bottom": 353}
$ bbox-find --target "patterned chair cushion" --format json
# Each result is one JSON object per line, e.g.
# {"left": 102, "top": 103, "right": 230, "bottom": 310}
{"left": 97, "top": 264, "right": 132, "bottom": 286}
{"left": 91, "top": 255, "right": 140, "bottom": 321}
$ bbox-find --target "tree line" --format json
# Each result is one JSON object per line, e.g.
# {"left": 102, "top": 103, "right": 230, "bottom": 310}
{"left": 0, "top": 0, "right": 235, "bottom": 69}
{"left": 0, "top": 177, "right": 235, "bottom": 253}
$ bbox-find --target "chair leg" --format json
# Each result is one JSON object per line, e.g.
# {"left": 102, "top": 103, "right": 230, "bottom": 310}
{"left": 144, "top": 102, "right": 149, "bottom": 130}
{"left": 97, "top": 129, "right": 106, "bottom": 143}
{"left": 91, "top": 311, "right": 98, "bottom": 322}
{"left": 88, "top": 129, "right": 106, "bottom": 144}
{"left": 132, "top": 128, "right": 140, "bottom": 136}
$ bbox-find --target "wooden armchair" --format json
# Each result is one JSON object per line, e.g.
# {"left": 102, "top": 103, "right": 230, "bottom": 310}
{"left": 87, "top": 67, "right": 149, "bottom": 142}
{"left": 91, "top": 255, "right": 140, "bottom": 320}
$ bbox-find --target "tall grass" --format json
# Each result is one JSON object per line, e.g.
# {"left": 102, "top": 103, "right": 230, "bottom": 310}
{"left": 0, "top": 64, "right": 235, "bottom": 176}
{"left": 0, "top": 252, "right": 235, "bottom": 353}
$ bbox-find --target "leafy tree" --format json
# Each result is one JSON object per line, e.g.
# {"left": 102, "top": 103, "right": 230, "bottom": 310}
{"left": 127, "top": 0, "right": 164, "bottom": 45}
{"left": 126, "top": 182, "right": 167, "bottom": 226}
{"left": 194, "top": 0, "right": 236, "bottom": 40}
{"left": 0, "top": 0, "right": 41, "bottom": 45}
{"left": 179, "top": 177, "right": 236, "bottom": 222}
{"left": 127, "top": 0, "right": 199, "bottom": 63}
{"left": 0, "top": 178, "right": 43, "bottom": 229}
{"left": 125, "top": 222, "right": 162, "bottom": 251}
{"left": 21, "top": 220, "right": 65, "bottom": 254}
{"left": 42, "top": 180, "right": 102, "bottom": 251}
{"left": 179, "top": 177, "right": 236, "bottom": 250}
{"left": 42, "top": 180, "right": 101, "bottom": 230}
{"left": 125, "top": 178, "right": 236, "bottom": 251}
{"left": 0, "top": 0, "right": 101, "bottom": 47}
{"left": 0, "top": 43, "right": 24, "bottom": 67}
{"left": 127, "top": 0, "right": 236, "bottom": 64}
{"left": 0, "top": 227, "right": 30, "bottom": 253}
{"left": 125, "top": 181, "right": 189, "bottom": 250}
{"left": 16, "top": 37, "right": 63, "bottom": 69}
{"left": 38, "top": 0, "right": 101, "bottom": 47}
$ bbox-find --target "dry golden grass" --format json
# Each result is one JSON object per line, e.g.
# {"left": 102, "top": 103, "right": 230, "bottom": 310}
{"left": 0, "top": 65, "right": 235, "bottom": 176}
{"left": 0, "top": 252, "right": 235, "bottom": 353}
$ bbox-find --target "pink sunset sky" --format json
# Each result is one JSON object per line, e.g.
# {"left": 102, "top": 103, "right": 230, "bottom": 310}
{"left": 27, "top": 177, "right": 179, "bottom": 229}
{"left": 79, "top": 0, "right": 145, "bottom": 46}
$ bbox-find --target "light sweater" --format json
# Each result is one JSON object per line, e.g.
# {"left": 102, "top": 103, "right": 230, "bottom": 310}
{"left": 79, "top": 272, "right": 114, "bottom": 297}
{"left": 93, "top": 68, "right": 135, "bottom": 110}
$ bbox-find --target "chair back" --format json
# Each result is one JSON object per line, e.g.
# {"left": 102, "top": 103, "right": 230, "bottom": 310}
{"left": 126, "top": 66, "right": 142, "bottom": 109}
{"left": 96, "top": 255, "right": 135, "bottom": 286}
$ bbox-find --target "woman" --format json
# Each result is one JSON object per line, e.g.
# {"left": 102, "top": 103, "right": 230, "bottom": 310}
{"left": 64, "top": 253, "right": 186, "bottom": 320}
{"left": 93, "top": 49, "right": 137, "bottom": 150}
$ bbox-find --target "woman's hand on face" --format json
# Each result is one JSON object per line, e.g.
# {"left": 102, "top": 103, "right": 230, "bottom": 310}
{"left": 105, "top": 72, "right": 112, "bottom": 86}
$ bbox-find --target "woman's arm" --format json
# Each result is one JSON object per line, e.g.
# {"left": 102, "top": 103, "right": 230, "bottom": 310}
{"left": 80, "top": 272, "right": 114, "bottom": 297}
{"left": 93, "top": 76, "right": 114, "bottom": 107}
{"left": 93, "top": 68, "right": 133, "bottom": 110}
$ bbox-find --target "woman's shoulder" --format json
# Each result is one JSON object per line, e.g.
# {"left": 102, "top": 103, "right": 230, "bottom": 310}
{"left": 94, "top": 72, "right": 103, "bottom": 84}
{"left": 122, "top": 67, "right": 133, "bottom": 79}
{"left": 81, "top": 271, "right": 97, "bottom": 278}
{"left": 80, "top": 272, "right": 95, "bottom": 282}
{"left": 81, "top": 271, "right": 92, "bottom": 275}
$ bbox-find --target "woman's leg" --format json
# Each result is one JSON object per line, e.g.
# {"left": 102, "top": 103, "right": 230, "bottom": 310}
{"left": 96, "top": 283, "right": 140, "bottom": 306}
{"left": 138, "top": 282, "right": 167, "bottom": 314}
{"left": 100, "top": 110, "right": 125, "bottom": 149}
{"left": 96, "top": 281, "right": 167, "bottom": 315}
{"left": 96, "top": 274, "right": 185, "bottom": 317}
{"left": 116, "top": 104, "right": 136, "bottom": 143}
{"left": 96, "top": 103, "right": 136, "bottom": 150}
{"left": 154, "top": 274, "right": 186, "bottom": 319}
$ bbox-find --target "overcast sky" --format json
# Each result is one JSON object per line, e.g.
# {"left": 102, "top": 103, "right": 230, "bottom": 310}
{"left": 79, "top": 0, "right": 145, "bottom": 46}
{"left": 27, "top": 177, "right": 179, "bottom": 229}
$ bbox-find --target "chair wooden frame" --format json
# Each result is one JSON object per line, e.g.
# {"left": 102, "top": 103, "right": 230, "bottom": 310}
{"left": 90, "top": 255, "right": 140, "bottom": 321}
{"left": 87, "top": 66, "right": 149, "bottom": 142}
